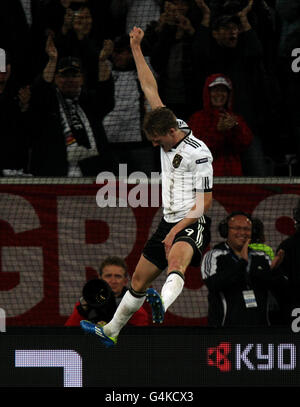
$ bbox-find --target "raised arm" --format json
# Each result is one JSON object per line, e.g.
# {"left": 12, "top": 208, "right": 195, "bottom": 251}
{"left": 129, "top": 26, "right": 164, "bottom": 109}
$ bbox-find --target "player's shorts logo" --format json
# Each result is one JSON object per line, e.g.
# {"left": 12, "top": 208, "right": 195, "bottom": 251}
{"left": 172, "top": 154, "right": 183, "bottom": 168}
{"left": 207, "top": 342, "right": 232, "bottom": 372}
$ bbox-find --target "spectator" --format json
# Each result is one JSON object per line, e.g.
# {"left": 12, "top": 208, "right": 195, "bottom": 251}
{"left": 275, "top": 0, "right": 300, "bottom": 174}
{"left": 201, "top": 211, "right": 285, "bottom": 327}
{"left": 188, "top": 73, "right": 253, "bottom": 176}
{"left": 43, "top": 0, "right": 113, "bottom": 43}
{"left": 209, "top": 0, "right": 279, "bottom": 71}
{"left": 275, "top": 199, "right": 300, "bottom": 324}
{"left": 65, "top": 256, "right": 150, "bottom": 326}
{"left": 52, "top": 4, "right": 102, "bottom": 89}
{"left": 0, "top": 50, "right": 31, "bottom": 175}
{"left": 0, "top": 0, "right": 46, "bottom": 88}
{"left": 103, "top": 34, "right": 143, "bottom": 145}
{"left": 110, "top": 0, "right": 161, "bottom": 37}
{"left": 103, "top": 34, "right": 157, "bottom": 174}
{"left": 28, "top": 34, "right": 115, "bottom": 177}
{"left": 192, "top": 0, "right": 269, "bottom": 175}
{"left": 142, "top": 0, "right": 204, "bottom": 121}
{"left": 248, "top": 217, "right": 283, "bottom": 324}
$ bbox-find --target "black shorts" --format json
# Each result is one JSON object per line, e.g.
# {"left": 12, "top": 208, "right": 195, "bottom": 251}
{"left": 142, "top": 216, "right": 211, "bottom": 271}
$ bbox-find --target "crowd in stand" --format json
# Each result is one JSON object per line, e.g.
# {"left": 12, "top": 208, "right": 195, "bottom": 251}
{"left": 0, "top": 0, "right": 299, "bottom": 177}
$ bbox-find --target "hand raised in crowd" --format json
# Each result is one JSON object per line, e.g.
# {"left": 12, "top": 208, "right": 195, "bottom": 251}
{"left": 195, "top": 0, "right": 211, "bottom": 27}
{"left": 44, "top": 34, "right": 58, "bottom": 82}
{"left": 18, "top": 85, "right": 31, "bottom": 113}
{"left": 98, "top": 39, "right": 114, "bottom": 81}
{"left": 176, "top": 14, "right": 195, "bottom": 36}
{"left": 195, "top": 0, "right": 210, "bottom": 16}
{"left": 240, "top": 238, "right": 251, "bottom": 262}
{"left": 217, "top": 111, "right": 238, "bottom": 132}
{"left": 99, "top": 39, "right": 114, "bottom": 62}
{"left": 156, "top": 2, "right": 179, "bottom": 31}
{"left": 62, "top": 7, "right": 74, "bottom": 35}
{"left": 237, "top": 0, "right": 253, "bottom": 31}
{"left": 237, "top": 0, "right": 254, "bottom": 18}
{"left": 45, "top": 33, "right": 58, "bottom": 60}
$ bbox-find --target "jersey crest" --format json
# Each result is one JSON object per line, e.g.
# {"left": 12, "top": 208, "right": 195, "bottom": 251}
{"left": 172, "top": 154, "right": 183, "bottom": 168}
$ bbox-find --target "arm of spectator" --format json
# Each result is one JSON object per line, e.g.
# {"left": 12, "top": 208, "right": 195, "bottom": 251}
{"left": 98, "top": 39, "right": 113, "bottom": 82}
{"left": 237, "top": 0, "right": 253, "bottom": 32}
{"left": 18, "top": 86, "right": 31, "bottom": 113}
{"left": 227, "top": 114, "right": 253, "bottom": 152}
{"left": 155, "top": 4, "right": 178, "bottom": 33}
{"left": 217, "top": 112, "right": 239, "bottom": 133}
{"left": 195, "top": 0, "right": 211, "bottom": 28}
{"left": 43, "top": 34, "right": 58, "bottom": 83}
{"left": 61, "top": 7, "right": 74, "bottom": 35}
{"left": 201, "top": 250, "right": 248, "bottom": 292}
{"left": 176, "top": 14, "right": 196, "bottom": 37}
{"left": 270, "top": 249, "right": 285, "bottom": 270}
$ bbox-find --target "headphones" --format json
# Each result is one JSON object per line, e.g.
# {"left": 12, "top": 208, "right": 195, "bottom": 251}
{"left": 218, "top": 211, "right": 253, "bottom": 238}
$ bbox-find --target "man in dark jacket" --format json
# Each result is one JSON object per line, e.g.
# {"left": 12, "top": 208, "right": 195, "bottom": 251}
{"left": 275, "top": 199, "right": 300, "bottom": 323}
{"left": 0, "top": 50, "right": 31, "bottom": 174}
{"left": 201, "top": 211, "right": 285, "bottom": 327}
{"left": 28, "top": 34, "right": 115, "bottom": 176}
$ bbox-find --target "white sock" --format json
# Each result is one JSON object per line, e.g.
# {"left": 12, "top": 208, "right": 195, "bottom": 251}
{"left": 161, "top": 272, "right": 184, "bottom": 312}
{"left": 103, "top": 290, "right": 145, "bottom": 338}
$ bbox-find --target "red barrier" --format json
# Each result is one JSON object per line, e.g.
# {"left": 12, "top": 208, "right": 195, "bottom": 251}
{"left": 0, "top": 180, "right": 298, "bottom": 326}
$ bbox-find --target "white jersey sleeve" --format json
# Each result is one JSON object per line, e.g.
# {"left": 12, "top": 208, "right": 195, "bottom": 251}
{"left": 188, "top": 139, "right": 213, "bottom": 193}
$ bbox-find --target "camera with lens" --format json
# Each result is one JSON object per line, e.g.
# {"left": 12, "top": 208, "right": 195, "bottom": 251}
{"left": 77, "top": 279, "right": 117, "bottom": 324}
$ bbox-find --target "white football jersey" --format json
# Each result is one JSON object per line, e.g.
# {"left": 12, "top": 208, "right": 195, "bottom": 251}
{"left": 161, "top": 119, "right": 213, "bottom": 223}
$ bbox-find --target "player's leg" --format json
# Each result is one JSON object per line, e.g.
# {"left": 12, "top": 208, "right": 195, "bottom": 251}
{"left": 160, "top": 241, "right": 193, "bottom": 312}
{"left": 145, "top": 241, "right": 193, "bottom": 323}
{"left": 101, "top": 255, "right": 161, "bottom": 338}
{"left": 159, "top": 218, "right": 210, "bottom": 312}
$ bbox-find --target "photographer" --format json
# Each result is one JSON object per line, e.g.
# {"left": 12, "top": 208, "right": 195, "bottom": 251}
{"left": 65, "top": 256, "right": 150, "bottom": 326}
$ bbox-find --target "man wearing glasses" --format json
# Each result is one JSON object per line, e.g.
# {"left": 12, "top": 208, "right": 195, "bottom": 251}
{"left": 201, "top": 212, "right": 285, "bottom": 327}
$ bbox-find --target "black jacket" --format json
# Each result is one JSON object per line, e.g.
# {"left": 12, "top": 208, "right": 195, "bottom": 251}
{"left": 28, "top": 75, "right": 115, "bottom": 176}
{"left": 276, "top": 230, "right": 300, "bottom": 321}
{"left": 0, "top": 87, "right": 30, "bottom": 172}
{"left": 201, "top": 241, "right": 286, "bottom": 327}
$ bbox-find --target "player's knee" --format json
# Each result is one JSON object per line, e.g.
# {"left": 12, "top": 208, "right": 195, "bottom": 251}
{"left": 168, "top": 241, "right": 193, "bottom": 272}
{"left": 167, "top": 260, "right": 186, "bottom": 274}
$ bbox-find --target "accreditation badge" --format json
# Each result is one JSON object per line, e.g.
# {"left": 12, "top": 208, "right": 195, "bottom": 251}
{"left": 242, "top": 290, "right": 258, "bottom": 308}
